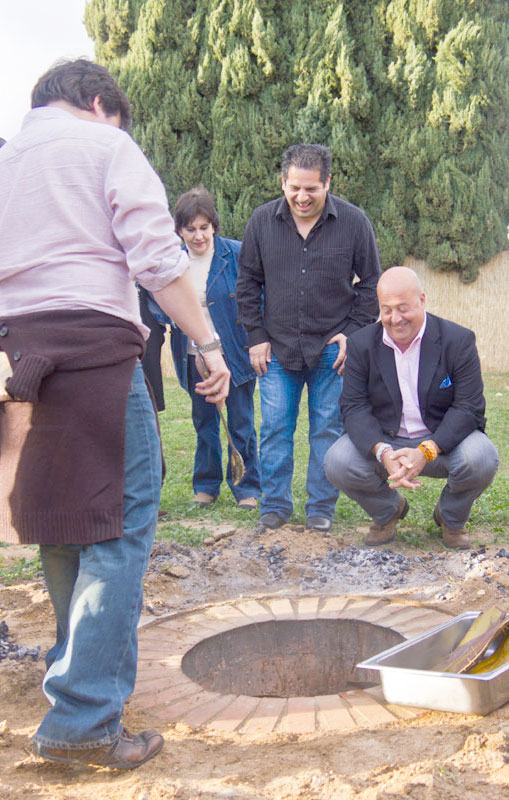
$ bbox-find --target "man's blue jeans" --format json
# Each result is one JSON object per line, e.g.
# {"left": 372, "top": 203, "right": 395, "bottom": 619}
{"left": 259, "top": 344, "right": 343, "bottom": 520}
{"left": 33, "top": 362, "right": 162, "bottom": 749}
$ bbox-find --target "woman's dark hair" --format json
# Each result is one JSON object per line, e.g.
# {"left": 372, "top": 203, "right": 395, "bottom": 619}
{"left": 174, "top": 186, "right": 220, "bottom": 234}
{"left": 31, "top": 59, "right": 132, "bottom": 130}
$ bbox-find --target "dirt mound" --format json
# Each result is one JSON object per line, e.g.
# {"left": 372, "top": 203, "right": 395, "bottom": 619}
{"left": 1, "top": 525, "right": 508, "bottom": 799}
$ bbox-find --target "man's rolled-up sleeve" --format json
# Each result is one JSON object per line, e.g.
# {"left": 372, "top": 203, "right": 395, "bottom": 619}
{"left": 105, "top": 135, "right": 189, "bottom": 291}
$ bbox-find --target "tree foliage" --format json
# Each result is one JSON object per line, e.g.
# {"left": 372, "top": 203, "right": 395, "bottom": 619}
{"left": 85, "top": 0, "right": 509, "bottom": 280}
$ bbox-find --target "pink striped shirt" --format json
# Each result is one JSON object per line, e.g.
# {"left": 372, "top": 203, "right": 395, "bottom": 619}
{"left": 0, "top": 107, "right": 188, "bottom": 337}
{"left": 382, "top": 316, "right": 431, "bottom": 438}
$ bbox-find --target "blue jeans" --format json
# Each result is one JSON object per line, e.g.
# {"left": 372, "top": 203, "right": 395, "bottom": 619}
{"left": 33, "top": 361, "right": 162, "bottom": 749}
{"left": 188, "top": 356, "right": 261, "bottom": 501}
{"left": 259, "top": 344, "right": 343, "bottom": 520}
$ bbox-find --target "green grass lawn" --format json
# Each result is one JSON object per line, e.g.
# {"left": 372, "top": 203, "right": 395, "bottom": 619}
{"left": 158, "top": 372, "right": 508, "bottom": 548}
{"left": 1, "top": 372, "right": 507, "bottom": 583}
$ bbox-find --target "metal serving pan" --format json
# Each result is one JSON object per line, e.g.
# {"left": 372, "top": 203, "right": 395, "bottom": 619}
{"left": 357, "top": 611, "right": 509, "bottom": 714}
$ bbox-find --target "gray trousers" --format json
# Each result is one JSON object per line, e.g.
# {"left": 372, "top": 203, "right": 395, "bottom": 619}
{"left": 324, "top": 430, "right": 499, "bottom": 530}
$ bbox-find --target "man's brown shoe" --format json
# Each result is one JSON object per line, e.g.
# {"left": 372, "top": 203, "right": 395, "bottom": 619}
{"left": 365, "top": 493, "right": 409, "bottom": 546}
{"left": 33, "top": 728, "right": 164, "bottom": 770}
{"left": 433, "top": 506, "right": 470, "bottom": 550}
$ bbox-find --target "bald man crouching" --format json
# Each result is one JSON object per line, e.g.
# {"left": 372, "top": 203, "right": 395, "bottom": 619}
{"left": 324, "top": 267, "right": 499, "bottom": 549}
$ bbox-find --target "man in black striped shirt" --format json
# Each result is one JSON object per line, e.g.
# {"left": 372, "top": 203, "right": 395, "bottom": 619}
{"left": 237, "top": 143, "right": 381, "bottom": 532}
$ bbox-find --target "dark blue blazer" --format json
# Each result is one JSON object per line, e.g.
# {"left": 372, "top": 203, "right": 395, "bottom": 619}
{"left": 341, "top": 313, "right": 487, "bottom": 455}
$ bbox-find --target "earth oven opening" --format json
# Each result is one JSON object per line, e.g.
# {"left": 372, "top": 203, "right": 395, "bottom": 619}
{"left": 181, "top": 618, "right": 405, "bottom": 697}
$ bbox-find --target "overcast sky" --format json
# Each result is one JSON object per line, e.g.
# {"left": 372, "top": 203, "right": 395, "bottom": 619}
{"left": 1, "top": 0, "right": 95, "bottom": 140}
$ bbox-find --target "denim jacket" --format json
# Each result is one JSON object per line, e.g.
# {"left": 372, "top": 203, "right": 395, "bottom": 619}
{"left": 165, "top": 236, "right": 255, "bottom": 390}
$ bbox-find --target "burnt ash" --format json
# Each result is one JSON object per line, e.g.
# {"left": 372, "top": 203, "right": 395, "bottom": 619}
{"left": 309, "top": 546, "right": 415, "bottom": 590}
{"left": 150, "top": 535, "right": 509, "bottom": 596}
{"left": 0, "top": 620, "right": 40, "bottom": 662}
{"left": 140, "top": 530, "right": 509, "bottom": 619}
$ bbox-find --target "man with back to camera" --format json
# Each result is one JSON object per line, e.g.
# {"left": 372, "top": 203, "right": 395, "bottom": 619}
{"left": 236, "top": 143, "right": 381, "bottom": 532}
{"left": 0, "top": 59, "right": 229, "bottom": 769}
{"left": 324, "top": 266, "right": 499, "bottom": 548}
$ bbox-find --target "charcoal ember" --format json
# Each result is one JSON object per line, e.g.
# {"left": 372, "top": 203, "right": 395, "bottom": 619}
{"left": 170, "top": 542, "right": 192, "bottom": 557}
{"left": 0, "top": 621, "right": 40, "bottom": 662}
{"left": 13, "top": 645, "right": 40, "bottom": 661}
{"left": 304, "top": 545, "right": 420, "bottom": 591}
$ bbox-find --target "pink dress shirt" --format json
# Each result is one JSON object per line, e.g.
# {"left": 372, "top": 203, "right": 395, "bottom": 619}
{"left": 382, "top": 316, "right": 432, "bottom": 438}
{"left": 0, "top": 107, "right": 188, "bottom": 337}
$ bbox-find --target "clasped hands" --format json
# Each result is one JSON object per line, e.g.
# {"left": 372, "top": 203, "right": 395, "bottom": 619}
{"left": 381, "top": 446, "right": 427, "bottom": 489}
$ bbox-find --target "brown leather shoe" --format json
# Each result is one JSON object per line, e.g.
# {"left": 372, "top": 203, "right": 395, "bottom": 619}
{"left": 238, "top": 496, "right": 258, "bottom": 509}
{"left": 433, "top": 506, "right": 470, "bottom": 550}
{"left": 365, "top": 493, "right": 409, "bottom": 546}
{"left": 193, "top": 492, "right": 216, "bottom": 507}
{"left": 33, "top": 728, "right": 164, "bottom": 770}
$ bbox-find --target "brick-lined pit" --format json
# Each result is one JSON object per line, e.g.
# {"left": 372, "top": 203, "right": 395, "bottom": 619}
{"left": 132, "top": 595, "right": 451, "bottom": 736}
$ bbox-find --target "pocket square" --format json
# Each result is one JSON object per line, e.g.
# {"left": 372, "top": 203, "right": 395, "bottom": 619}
{"left": 440, "top": 374, "right": 452, "bottom": 389}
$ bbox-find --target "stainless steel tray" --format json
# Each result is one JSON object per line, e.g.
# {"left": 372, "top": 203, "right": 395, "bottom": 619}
{"left": 357, "top": 611, "right": 509, "bottom": 714}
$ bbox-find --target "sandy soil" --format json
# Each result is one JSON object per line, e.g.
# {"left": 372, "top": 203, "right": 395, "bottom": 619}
{"left": 1, "top": 522, "right": 509, "bottom": 800}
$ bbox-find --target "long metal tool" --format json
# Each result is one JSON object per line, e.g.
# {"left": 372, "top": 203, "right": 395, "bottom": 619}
{"left": 196, "top": 351, "right": 245, "bottom": 485}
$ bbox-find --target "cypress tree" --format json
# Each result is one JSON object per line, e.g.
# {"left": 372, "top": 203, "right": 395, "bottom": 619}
{"left": 85, "top": 0, "right": 509, "bottom": 279}
{"left": 378, "top": 0, "right": 509, "bottom": 280}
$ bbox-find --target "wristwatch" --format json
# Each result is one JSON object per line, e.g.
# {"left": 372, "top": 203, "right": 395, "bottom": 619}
{"left": 194, "top": 334, "right": 222, "bottom": 354}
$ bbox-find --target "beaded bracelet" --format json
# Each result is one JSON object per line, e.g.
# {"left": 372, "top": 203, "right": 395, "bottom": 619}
{"left": 417, "top": 439, "right": 439, "bottom": 463}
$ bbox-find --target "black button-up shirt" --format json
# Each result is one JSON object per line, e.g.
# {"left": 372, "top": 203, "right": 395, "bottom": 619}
{"left": 237, "top": 193, "right": 381, "bottom": 370}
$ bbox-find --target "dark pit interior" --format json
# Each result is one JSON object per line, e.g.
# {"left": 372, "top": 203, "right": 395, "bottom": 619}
{"left": 181, "top": 619, "right": 404, "bottom": 697}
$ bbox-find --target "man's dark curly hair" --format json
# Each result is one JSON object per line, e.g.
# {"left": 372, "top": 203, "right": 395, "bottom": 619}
{"left": 31, "top": 58, "right": 132, "bottom": 130}
{"left": 281, "top": 143, "right": 331, "bottom": 184}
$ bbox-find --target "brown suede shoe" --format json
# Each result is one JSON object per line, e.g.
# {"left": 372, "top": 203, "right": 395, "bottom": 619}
{"left": 33, "top": 728, "right": 164, "bottom": 770}
{"left": 238, "top": 496, "right": 258, "bottom": 509}
{"left": 365, "top": 493, "right": 409, "bottom": 546}
{"left": 193, "top": 492, "right": 216, "bottom": 507}
{"left": 433, "top": 506, "right": 470, "bottom": 550}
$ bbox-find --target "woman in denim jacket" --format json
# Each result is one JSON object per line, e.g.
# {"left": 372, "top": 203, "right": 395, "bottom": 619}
{"left": 163, "top": 187, "right": 260, "bottom": 508}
